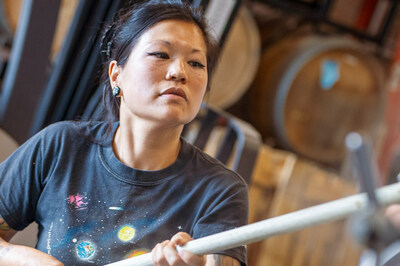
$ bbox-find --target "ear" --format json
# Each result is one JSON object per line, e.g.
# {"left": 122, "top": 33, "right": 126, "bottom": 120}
{"left": 108, "top": 60, "right": 120, "bottom": 87}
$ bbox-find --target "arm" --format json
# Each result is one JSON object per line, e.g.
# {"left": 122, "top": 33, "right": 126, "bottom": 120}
{"left": 0, "top": 216, "right": 64, "bottom": 266}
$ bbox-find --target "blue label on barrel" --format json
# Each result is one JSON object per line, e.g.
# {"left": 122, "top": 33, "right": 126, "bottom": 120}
{"left": 320, "top": 59, "right": 340, "bottom": 91}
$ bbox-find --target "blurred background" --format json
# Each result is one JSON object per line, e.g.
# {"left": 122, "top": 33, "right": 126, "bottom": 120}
{"left": 0, "top": 0, "right": 400, "bottom": 265}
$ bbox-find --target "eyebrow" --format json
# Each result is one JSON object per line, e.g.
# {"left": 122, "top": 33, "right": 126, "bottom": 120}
{"left": 152, "top": 40, "right": 204, "bottom": 54}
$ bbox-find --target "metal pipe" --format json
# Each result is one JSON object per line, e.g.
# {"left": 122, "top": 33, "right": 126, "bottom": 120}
{"left": 105, "top": 182, "right": 400, "bottom": 266}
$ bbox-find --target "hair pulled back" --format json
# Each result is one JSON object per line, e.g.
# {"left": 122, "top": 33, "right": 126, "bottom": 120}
{"left": 99, "top": 0, "right": 219, "bottom": 123}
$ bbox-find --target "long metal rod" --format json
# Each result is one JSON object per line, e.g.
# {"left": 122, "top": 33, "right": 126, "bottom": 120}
{"left": 105, "top": 182, "right": 400, "bottom": 266}
{"left": 346, "top": 132, "right": 380, "bottom": 207}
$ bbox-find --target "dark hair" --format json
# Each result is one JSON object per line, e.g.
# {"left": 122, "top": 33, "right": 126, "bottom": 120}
{"left": 99, "top": 0, "right": 219, "bottom": 124}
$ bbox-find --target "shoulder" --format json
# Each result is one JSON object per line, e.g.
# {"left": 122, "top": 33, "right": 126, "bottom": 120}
{"left": 40, "top": 121, "right": 80, "bottom": 136}
{"left": 15, "top": 121, "right": 112, "bottom": 158}
{"left": 42, "top": 120, "right": 106, "bottom": 135}
{"left": 181, "top": 138, "right": 248, "bottom": 189}
{"left": 37, "top": 121, "right": 112, "bottom": 145}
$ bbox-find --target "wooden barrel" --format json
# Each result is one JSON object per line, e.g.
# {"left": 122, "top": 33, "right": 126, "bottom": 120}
{"left": 0, "top": 0, "right": 21, "bottom": 40}
{"left": 248, "top": 144, "right": 363, "bottom": 266}
{"left": 0, "top": 0, "right": 79, "bottom": 59}
{"left": 207, "top": 7, "right": 261, "bottom": 109}
{"left": 248, "top": 33, "right": 385, "bottom": 167}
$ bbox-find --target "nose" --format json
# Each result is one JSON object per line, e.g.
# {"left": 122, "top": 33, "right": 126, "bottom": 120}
{"left": 166, "top": 58, "right": 187, "bottom": 83}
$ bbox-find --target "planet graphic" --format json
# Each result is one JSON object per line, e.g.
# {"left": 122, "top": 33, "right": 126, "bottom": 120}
{"left": 128, "top": 249, "right": 148, "bottom": 258}
{"left": 118, "top": 226, "right": 135, "bottom": 242}
{"left": 76, "top": 241, "right": 95, "bottom": 259}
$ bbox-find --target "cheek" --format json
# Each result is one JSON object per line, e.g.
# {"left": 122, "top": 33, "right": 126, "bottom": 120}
{"left": 122, "top": 66, "right": 159, "bottom": 91}
{"left": 191, "top": 71, "right": 208, "bottom": 93}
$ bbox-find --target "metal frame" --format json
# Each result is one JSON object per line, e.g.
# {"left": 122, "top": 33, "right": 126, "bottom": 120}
{"left": 256, "top": 0, "right": 399, "bottom": 46}
{"left": 0, "top": 0, "right": 61, "bottom": 143}
{"left": 193, "top": 0, "right": 242, "bottom": 47}
{"left": 187, "top": 104, "right": 262, "bottom": 184}
{"left": 30, "top": 0, "right": 125, "bottom": 136}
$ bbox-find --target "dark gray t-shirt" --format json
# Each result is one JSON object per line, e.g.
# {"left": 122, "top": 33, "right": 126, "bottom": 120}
{"left": 0, "top": 121, "right": 248, "bottom": 265}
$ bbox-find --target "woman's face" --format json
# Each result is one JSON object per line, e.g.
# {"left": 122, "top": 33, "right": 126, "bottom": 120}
{"left": 111, "top": 19, "right": 208, "bottom": 128}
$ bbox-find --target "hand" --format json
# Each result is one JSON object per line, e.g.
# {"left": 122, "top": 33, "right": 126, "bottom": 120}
{"left": 0, "top": 242, "right": 64, "bottom": 266}
{"left": 151, "top": 232, "right": 205, "bottom": 266}
{"left": 385, "top": 204, "right": 400, "bottom": 231}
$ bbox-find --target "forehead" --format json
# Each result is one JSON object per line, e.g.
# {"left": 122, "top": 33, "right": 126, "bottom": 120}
{"left": 136, "top": 19, "right": 207, "bottom": 52}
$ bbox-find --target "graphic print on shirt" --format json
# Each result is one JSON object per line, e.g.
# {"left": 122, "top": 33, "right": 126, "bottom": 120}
{"left": 126, "top": 249, "right": 149, "bottom": 258}
{"left": 56, "top": 193, "right": 155, "bottom": 264}
{"left": 46, "top": 222, "right": 54, "bottom": 255}
{"left": 67, "top": 192, "right": 89, "bottom": 210}
{"left": 57, "top": 189, "right": 191, "bottom": 264}
{"left": 76, "top": 240, "right": 96, "bottom": 260}
{"left": 118, "top": 225, "right": 136, "bottom": 242}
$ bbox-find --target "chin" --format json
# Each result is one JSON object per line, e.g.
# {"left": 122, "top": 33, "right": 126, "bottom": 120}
{"left": 161, "top": 106, "right": 196, "bottom": 123}
{"left": 155, "top": 112, "right": 193, "bottom": 127}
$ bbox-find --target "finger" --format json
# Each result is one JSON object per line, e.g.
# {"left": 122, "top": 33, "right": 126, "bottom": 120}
{"left": 169, "top": 232, "right": 205, "bottom": 265}
{"left": 170, "top": 232, "right": 192, "bottom": 246}
{"left": 152, "top": 241, "right": 169, "bottom": 266}
{"left": 177, "top": 247, "right": 206, "bottom": 266}
{"left": 163, "top": 241, "right": 186, "bottom": 266}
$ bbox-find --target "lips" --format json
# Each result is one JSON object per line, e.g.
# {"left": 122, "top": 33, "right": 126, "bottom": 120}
{"left": 160, "top": 87, "right": 187, "bottom": 101}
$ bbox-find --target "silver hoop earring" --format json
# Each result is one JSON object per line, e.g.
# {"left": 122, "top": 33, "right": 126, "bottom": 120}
{"left": 112, "top": 86, "right": 120, "bottom": 97}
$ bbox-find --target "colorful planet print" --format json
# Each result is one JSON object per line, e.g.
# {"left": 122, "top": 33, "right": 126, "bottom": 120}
{"left": 76, "top": 241, "right": 95, "bottom": 259}
{"left": 118, "top": 226, "right": 135, "bottom": 242}
{"left": 128, "top": 249, "right": 148, "bottom": 258}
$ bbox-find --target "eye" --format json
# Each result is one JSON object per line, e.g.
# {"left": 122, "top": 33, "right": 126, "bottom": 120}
{"left": 147, "top": 52, "right": 169, "bottom": 59}
{"left": 189, "top": 61, "right": 205, "bottom": 69}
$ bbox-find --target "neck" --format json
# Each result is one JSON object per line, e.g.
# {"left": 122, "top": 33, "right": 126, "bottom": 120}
{"left": 112, "top": 120, "right": 183, "bottom": 171}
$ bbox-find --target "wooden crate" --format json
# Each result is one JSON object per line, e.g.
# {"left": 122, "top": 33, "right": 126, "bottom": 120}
{"left": 248, "top": 145, "right": 363, "bottom": 266}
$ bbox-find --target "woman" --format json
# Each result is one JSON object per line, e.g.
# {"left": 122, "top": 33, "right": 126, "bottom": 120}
{"left": 0, "top": 0, "right": 248, "bottom": 265}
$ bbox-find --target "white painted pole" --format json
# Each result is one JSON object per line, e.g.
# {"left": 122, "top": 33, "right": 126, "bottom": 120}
{"left": 105, "top": 182, "right": 400, "bottom": 266}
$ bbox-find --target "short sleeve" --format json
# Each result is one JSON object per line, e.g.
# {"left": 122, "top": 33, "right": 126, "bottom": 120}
{"left": 0, "top": 130, "right": 45, "bottom": 230}
{"left": 192, "top": 179, "right": 249, "bottom": 265}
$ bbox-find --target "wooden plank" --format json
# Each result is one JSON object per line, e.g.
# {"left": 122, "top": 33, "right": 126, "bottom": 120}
{"left": 247, "top": 145, "right": 363, "bottom": 266}
{"left": 248, "top": 145, "right": 292, "bottom": 265}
